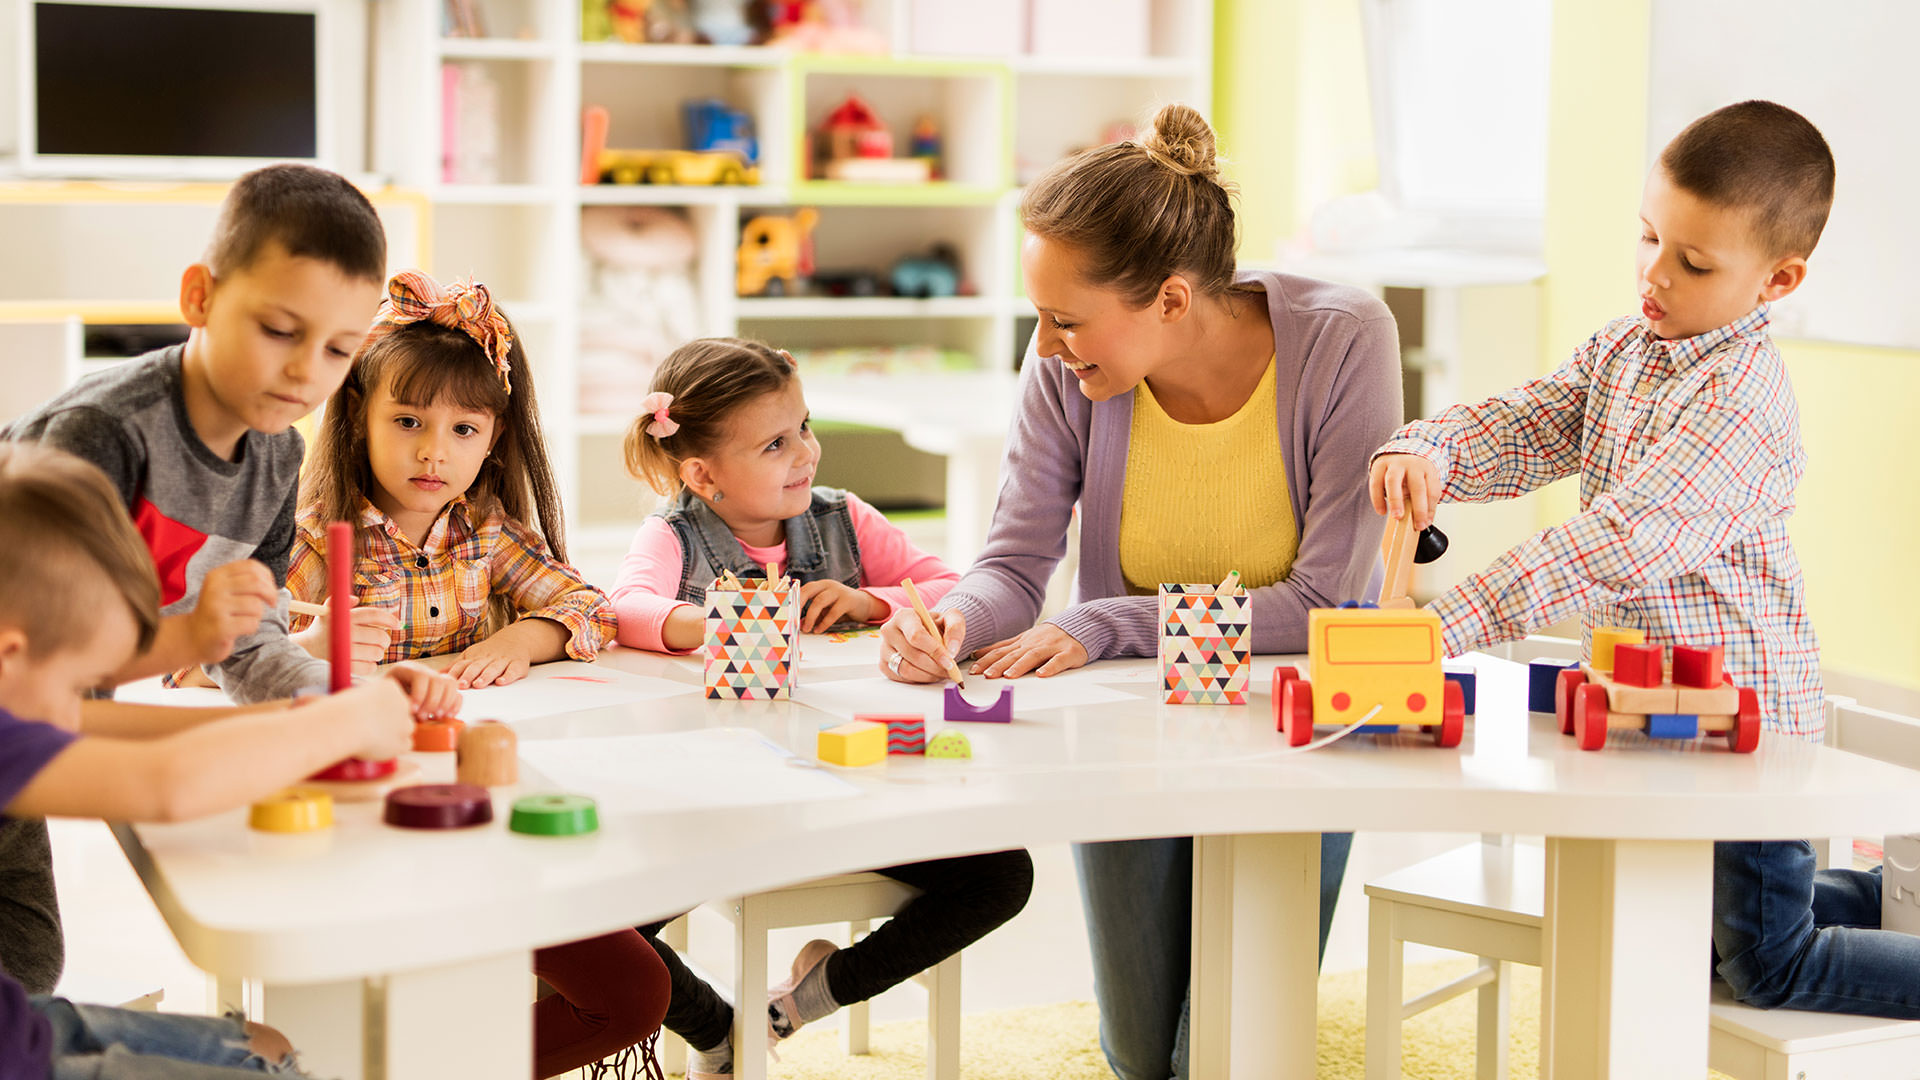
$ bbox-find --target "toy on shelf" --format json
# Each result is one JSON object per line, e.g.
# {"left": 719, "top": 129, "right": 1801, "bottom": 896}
{"left": 768, "top": 0, "right": 887, "bottom": 53}
{"left": 818, "top": 721, "right": 886, "bottom": 766}
{"left": 1276, "top": 605, "right": 1468, "bottom": 748}
{"left": 817, "top": 94, "right": 933, "bottom": 183}
{"left": 811, "top": 269, "right": 882, "bottom": 297}
{"left": 1159, "top": 572, "right": 1250, "bottom": 705}
{"left": 925, "top": 730, "right": 972, "bottom": 758}
{"left": 384, "top": 784, "right": 495, "bottom": 830}
{"left": 737, "top": 209, "right": 819, "bottom": 297}
{"left": 944, "top": 684, "right": 1012, "bottom": 723}
{"left": 1554, "top": 638, "right": 1760, "bottom": 753}
{"left": 704, "top": 572, "right": 797, "bottom": 698}
{"left": 578, "top": 205, "right": 699, "bottom": 418}
{"left": 890, "top": 244, "right": 963, "bottom": 298}
{"left": 579, "top": 106, "right": 759, "bottom": 187}
{"left": 684, "top": 99, "right": 758, "bottom": 164}
{"left": 456, "top": 721, "right": 519, "bottom": 787}
{"left": 861, "top": 714, "right": 927, "bottom": 754}
{"left": 910, "top": 114, "right": 941, "bottom": 166}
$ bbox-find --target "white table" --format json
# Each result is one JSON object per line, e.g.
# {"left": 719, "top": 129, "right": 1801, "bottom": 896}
{"left": 114, "top": 644, "right": 1920, "bottom": 1080}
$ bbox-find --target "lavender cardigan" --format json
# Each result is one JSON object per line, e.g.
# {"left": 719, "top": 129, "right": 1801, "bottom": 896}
{"left": 936, "top": 269, "right": 1403, "bottom": 661}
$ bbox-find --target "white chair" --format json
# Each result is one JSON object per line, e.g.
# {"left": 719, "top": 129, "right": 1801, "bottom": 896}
{"left": 1363, "top": 684, "right": 1920, "bottom": 1080}
{"left": 659, "top": 873, "right": 962, "bottom": 1080}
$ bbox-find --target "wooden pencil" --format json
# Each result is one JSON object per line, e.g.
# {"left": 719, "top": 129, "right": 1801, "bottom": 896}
{"left": 901, "top": 577, "right": 966, "bottom": 685}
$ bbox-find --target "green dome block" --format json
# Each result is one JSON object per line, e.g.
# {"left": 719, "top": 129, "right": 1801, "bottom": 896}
{"left": 509, "top": 793, "right": 600, "bottom": 836}
{"left": 925, "top": 731, "right": 972, "bottom": 759}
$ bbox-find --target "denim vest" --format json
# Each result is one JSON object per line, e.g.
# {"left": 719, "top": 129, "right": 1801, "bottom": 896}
{"left": 654, "top": 487, "right": 864, "bottom": 603}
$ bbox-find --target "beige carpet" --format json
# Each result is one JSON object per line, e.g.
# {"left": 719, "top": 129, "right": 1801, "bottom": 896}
{"left": 706, "top": 960, "right": 1733, "bottom": 1079}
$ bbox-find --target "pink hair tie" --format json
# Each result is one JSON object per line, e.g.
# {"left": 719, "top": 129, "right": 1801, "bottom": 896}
{"left": 640, "top": 391, "right": 678, "bottom": 438}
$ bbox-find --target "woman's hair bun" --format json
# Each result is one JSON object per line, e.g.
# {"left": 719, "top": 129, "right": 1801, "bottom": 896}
{"left": 1141, "top": 103, "right": 1220, "bottom": 182}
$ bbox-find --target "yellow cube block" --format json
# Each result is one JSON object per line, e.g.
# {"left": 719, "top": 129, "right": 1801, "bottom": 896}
{"left": 1590, "top": 626, "right": 1646, "bottom": 673}
{"left": 818, "top": 721, "right": 886, "bottom": 767}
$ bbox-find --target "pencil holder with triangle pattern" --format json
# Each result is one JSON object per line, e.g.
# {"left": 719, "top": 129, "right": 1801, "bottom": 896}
{"left": 1159, "top": 583, "right": 1251, "bottom": 705}
{"left": 704, "top": 580, "right": 797, "bottom": 700}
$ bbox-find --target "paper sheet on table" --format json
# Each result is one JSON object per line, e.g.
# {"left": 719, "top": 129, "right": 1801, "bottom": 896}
{"left": 792, "top": 672, "right": 1143, "bottom": 720}
{"left": 794, "top": 628, "right": 886, "bottom": 673}
{"left": 516, "top": 728, "right": 857, "bottom": 813}
{"left": 455, "top": 662, "right": 697, "bottom": 722}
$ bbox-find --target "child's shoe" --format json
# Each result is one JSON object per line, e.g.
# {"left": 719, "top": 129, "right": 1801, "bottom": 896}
{"left": 687, "top": 1031, "right": 732, "bottom": 1079}
{"left": 767, "top": 938, "right": 840, "bottom": 1045}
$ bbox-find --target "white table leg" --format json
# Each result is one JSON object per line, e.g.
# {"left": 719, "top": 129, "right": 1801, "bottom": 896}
{"left": 1540, "top": 838, "right": 1712, "bottom": 1079}
{"left": 1190, "top": 833, "right": 1321, "bottom": 1080}
{"left": 262, "top": 949, "right": 530, "bottom": 1080}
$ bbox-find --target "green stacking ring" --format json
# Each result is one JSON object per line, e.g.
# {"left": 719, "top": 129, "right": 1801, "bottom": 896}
{"left": 509, "top": 794, "right": 599, "bottom": 836}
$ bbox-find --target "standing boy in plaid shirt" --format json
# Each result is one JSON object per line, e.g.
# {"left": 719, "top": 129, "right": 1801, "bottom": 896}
{"left": 1373, "top": 101, "right": 1920, "bottom": 1017}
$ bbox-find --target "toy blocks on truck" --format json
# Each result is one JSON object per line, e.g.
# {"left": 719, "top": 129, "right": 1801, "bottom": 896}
{"left": 1553, "top": 634, "right": 1758, "bottom": 752}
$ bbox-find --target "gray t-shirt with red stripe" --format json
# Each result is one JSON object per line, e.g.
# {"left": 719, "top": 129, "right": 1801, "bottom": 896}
{"left": 2, "top": 346, "right": 326, "bottom": 703}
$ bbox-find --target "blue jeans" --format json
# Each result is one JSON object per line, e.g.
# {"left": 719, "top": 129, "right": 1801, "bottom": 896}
{"left": 1074, "top": 833, "right": 1352, "bottom": 1080}
{"left": 1714, "top": 840, "right": 1920, "bottom": 1018}
{"left": 32, "top": 998, "right": 308, "bottom": 1079}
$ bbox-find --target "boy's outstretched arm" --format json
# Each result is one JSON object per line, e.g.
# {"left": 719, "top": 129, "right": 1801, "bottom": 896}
{"left": 7, "top": 680, "right": 415, "bottom": 823}
{"left": 1430, "top": 372, "right": 1790, "bottom": 657}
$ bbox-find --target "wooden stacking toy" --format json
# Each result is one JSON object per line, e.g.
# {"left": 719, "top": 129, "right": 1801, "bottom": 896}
{"left": 248, "top": 789, "right": 333, "bottom": 833}
{"left": 456, "top": 721, "right": 518, "bottom": 786}
{"left": 412, "top": 718, "right": 466, "bottom": 752}
{"left": 383, "top": 784, "right": 494, "bottom": 830}
{"left": 509, "top": 794, "right": 599, "bottom": 836}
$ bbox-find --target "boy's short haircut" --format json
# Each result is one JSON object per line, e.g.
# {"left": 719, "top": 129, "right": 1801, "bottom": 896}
{"left": 203, "top": 163, "right": 387, "bottom": 283}
{"left": 0, "top": 443, "right": 160, "bottom": 656}
{"left": 1659, "top": 100, "right": 1835, "bottom": 259}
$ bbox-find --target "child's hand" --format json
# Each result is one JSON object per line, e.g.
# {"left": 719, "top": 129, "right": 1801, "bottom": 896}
{"left": 1368, "top": 453, "right": 1442, "bottom": 531}
{"left": 186, "top": 560, "right": 279, "bottom": 664}
{"left": 338, "top": 679, "right": 415, "bottom": 761}
{"left": 971, "top": 624, "right": 1090, "bottom": 679}
{"left": 382, "top": 661, "right": 462, "bottom": 719}
{"left": 797, "top": 580, "right": 881, "bottom": 633}
{"left": 292, "top": 604, "right": 399, "bottom": 675}
{"left": 877, "top": 607, "right": 966, "bottom": 684}
{"left": 444, "top": 637, "right": 533, "bottom": 689}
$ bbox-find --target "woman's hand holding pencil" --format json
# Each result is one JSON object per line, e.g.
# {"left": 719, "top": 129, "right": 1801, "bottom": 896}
{"left": 877, "top": 583, "right": 969, "bottom": 685}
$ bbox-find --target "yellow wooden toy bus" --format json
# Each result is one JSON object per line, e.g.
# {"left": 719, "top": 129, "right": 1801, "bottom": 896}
{"left": 1275, "top": 605, "right": 1465, "bottom": 748}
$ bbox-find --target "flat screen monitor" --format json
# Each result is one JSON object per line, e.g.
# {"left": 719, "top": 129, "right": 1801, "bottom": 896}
{"left": 21, "top": 1, "right": 330, "bottom": 178}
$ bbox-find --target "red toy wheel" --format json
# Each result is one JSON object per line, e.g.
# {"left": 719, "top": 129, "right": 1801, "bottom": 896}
{"left": 1281, "top": 677, "right": 1314, "bottom": 747}
{"left": 1271, "top": 667, "right": 1300, "bottom": 732}
{"left": 1435, "top": 679, "right": 1465, "bottom": 748}
{"left": 1573, "top": 683, "right": 1611, "bottom": 751}
{"left": 1556, "top": 667, "right": 1587, "bottom": 736}
{"left": 1728, "top": 687, "right": 1761, "bottom": 753}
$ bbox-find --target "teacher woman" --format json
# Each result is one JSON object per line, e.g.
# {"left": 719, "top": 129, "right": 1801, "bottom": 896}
{"left": 879, "top": 104, "right": 1402, "bottom": 1079}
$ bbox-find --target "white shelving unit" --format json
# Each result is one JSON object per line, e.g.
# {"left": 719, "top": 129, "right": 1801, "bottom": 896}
{"left": 372, "top": 0, "right": 1214, "bottom": 558}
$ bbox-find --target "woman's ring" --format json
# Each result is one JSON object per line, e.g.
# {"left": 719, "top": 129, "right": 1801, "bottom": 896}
{"left": 888, "top": 652, "right": 903, "bottom": 673}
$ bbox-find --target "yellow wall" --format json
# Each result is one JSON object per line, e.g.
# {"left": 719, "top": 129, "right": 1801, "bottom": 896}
{"left": 1217, "top": 0, "right": 1920, "bottom": 692}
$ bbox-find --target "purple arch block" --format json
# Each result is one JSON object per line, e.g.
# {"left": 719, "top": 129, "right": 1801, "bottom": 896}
{"left": 944, "top": 684, "right": 1013, "bottom": 723}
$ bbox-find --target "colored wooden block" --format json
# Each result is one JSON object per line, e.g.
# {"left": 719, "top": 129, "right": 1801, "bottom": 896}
{"left": 925, "top": 731, "right": 972, "bottom": 759}
{"left": 249, "top": 789, "right": 333, "bottom": 833}
{"left": 384, "top": 784, "right": 494, "bottom": 830}
{"left": 817, "top": 721, "right": 886, "bottom": 766}
{"left": 1672, "top": 682, "right": 1740, "bottom": 715}
{"left": 1159, "top": 583, "right": 1251, "bottom": 705}
{"left": 860, "top": 714, "right": 927, "bottom": 755}
{"left": 1528, "top": 659, "right": 1578, "bottom": 713}
{"left": 508, "top": 794, "right": 599, "bottom": 836}
{"left": 309, "top": 757, "right": 398, "bottom": 782}
{"left": 412, "top": 718, "right": 465, "bottom": 752}
{"left": 1645, "top": 713, "right": 1700, "bottom": 740}
{"left": 945, "top": 684, "right": 1013, "bottom": 723}
{"left": 456, "top": 721, "right": 519, "bottom": 787}
{"left": 1442, "top": 666, "right": 1477, "bottom": 715}
{"left": 1589, "top": 626, "right": 1645, "bottom": 673}
{"left": 1611, "top": 643, "right": 1664, "bottom": 688}
{"left": 303, "top": 757, "right": 420, "bottom": 803}
{"left": 1672, "top": 644, "right": 1724, "bottom": 689}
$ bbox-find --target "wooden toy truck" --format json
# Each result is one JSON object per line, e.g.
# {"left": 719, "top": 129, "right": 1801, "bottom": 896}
{"left": 1275, "top": 605, "right": 1466, "bottom": 748}
{"left": 1553, "top": 635, "right": 1760, "bottom": 752}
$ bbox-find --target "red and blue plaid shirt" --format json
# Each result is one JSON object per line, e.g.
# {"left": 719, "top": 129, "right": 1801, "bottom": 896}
{"left": 289, "top": 497, "right": 615, "bottom": 665}
{"left": 1378, "top": 304, "right": 1824, "bottom": 738}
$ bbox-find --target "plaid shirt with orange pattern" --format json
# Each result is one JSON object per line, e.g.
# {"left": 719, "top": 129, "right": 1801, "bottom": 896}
{"left": 288, "top": 497, "right": 615, "bottom": 664}
{"left": 1375, "top": 304, "right": 1824, "bottom": 739}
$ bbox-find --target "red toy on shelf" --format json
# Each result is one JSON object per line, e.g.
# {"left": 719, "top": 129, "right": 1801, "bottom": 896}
{"left": 1554, "top": 638, "right": 1760, "bottom": 753}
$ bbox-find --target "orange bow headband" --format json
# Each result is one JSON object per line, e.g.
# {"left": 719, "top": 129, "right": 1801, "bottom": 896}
{"left": 367, "top": 271, "right": 514, "bottom": 392}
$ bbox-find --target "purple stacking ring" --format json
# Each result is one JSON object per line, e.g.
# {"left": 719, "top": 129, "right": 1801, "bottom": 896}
{"left": 383, "top": 784, "right": 494, "bottom": 830}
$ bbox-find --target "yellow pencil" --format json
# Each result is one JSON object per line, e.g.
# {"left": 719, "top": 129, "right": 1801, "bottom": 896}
{"left": 287, "top": 598, "right": 328, "bottom": 618}
{"left": 901, "top": 577, "right": 966, "bottom": 685}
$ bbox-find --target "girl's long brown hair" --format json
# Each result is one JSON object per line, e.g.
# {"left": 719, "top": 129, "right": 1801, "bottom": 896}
{"left": 301, "top": 315, "right": 566, "bottom": 607}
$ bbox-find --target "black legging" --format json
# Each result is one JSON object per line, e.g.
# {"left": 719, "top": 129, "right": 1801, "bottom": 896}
{"left": 640, "top": 848, "right": 1034, "bottom": 1052}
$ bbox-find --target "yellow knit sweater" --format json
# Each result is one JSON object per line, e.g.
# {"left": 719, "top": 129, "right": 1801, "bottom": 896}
{"left": 1118, "top": 357, "right": 1300, "bottom": 595}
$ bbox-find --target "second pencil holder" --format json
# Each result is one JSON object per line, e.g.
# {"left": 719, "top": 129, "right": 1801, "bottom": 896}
{"left": 705, "top": 579, "right": 797, "bottom": 700}
{"left": 1159, "top": 583, "right": 1251, "bottom": 705}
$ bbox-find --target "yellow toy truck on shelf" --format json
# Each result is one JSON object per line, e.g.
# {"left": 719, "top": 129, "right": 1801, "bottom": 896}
{"left": 1553, "top": 634, "right": 1760, "bottom": 753}
{"left": 595, "top": 148, "right": 759, "bottom": 186}
{"left": 1275, "top": 605, "right": 1466, "bottom": 748}
{"left": 737, "top": 208, "right": 819, "bottom": 296}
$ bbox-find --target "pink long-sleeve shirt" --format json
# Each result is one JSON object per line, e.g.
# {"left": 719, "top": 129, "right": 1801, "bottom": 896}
{"left": 611, "top": 492, "right": 959, "bottom": 653}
